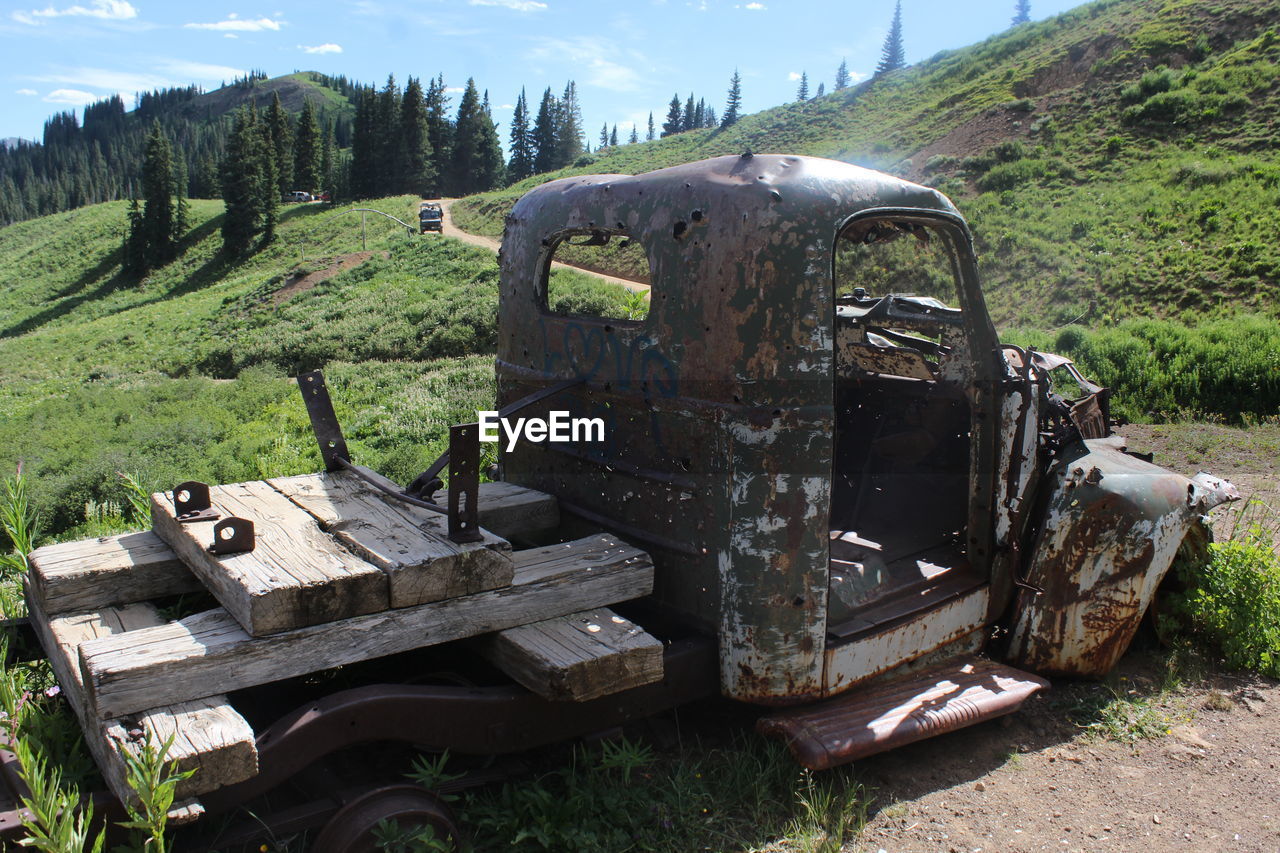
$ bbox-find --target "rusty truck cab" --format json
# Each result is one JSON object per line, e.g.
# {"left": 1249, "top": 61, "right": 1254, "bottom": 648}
{"left": 497, "top": 153, "right": 1029, "bottom": 705}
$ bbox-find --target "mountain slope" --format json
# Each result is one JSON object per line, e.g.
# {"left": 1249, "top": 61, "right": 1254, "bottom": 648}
{"left": 454, "top": 0, "right": 1280, "bottom": 327}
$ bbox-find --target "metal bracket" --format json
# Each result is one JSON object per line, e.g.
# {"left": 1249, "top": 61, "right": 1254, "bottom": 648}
{"left": 208, "top": 517, "right": 255, "bottom": 555}
{"left": 173, "top": 481, "right": 220, "bottom": 523}
{"left": 298, "top": 370, "right": 351, "bottom": 472}
{"left": 447, "top": 423, "right": 482, "bottom": 544}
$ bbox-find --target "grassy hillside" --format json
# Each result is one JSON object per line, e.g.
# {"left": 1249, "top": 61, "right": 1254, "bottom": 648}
{"left": 454, "top": 0, "right": 1280, "bottom": 328}
{"left": 0, "top": 199, "right": 508, "bottom": 541}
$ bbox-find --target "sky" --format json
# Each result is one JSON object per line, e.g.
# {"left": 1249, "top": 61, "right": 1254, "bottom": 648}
{"left": 1, "top": 0, "right": 1087, "bottom": 146}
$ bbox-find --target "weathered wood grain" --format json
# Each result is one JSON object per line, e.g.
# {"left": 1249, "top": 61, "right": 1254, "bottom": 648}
{"left": 350, "top": 466, "right": 560, "bottom": 542}
{"left": 475, "top": 481, "right": 561, "bottom": 540}
{"left": 79, "top": 535, "right": 654, "bottom": 718}
{"left": 477, "top": 607, "right": 663, "bottom": 701}
{"left": 24, "top": 590, "right": 257, "bottom": 806}
{"left": 151, "top": 481, "right": 388, "bottom": 635}
{"left": 28, "top": 531, "right": 202, "bottom": 615}
{"left": 268, "top": 471, "right": 514, "bottom": 608}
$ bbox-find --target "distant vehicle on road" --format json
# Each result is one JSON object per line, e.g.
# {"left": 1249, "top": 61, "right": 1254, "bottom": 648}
{"left": 286, "top": 190, "right": 312, "bottom": 203}
{"left": 419, "top": 202, "right": 443, "bottom": 233}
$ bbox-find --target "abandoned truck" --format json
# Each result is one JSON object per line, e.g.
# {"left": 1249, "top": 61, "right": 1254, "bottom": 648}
{"left": 5, "top": 153, "right": 1239, "bottom": 847}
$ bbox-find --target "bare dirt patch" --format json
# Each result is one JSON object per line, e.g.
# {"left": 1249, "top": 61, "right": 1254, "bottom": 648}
{"left": 271, "top": 250, "right": 387, "bottom": 306}
{"left": 853, "top": 422, "right": 1280, "bottom": 853}
{"left": 855, "top": 650, "right": 1278, "bottom": 852}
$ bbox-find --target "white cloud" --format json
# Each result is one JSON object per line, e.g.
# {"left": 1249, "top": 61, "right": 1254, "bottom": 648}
{"left": 497, "top": 103, "right": 514, "bottom": 110}
{"left": 224, "top": 32, "right": 237, "bottom": 38}
{"left": 469, "top": 0, "right": 547, "bottom": 10}
{"left": 787, "top": 71, "right": 802, "bottom": 81}
{"left": 184, "top": 15, "right": 283, "bottom": 32}
{"left": 156, "top": 60, "right": 247, "bottom": 81}
{"left": 16, "top": 88, "right": 38, "bottom": 95}
{"left": 848, "top": 70, "right": 869, "bottom": 84}
{"left": 12, "top": 0, "right": 136, "bottom": 24}
{"left": 44, "top": 88, "right": 98, "bottom": 104}
{"left": 299, "top": 42, "right": 342, "bottom": 54}
{"left": 744, "top": 2, "right": 765, "bottom": 8}
{"left": 33, "top": 67, "right": 169, "bottom": 92}
{"left": 527, "top": 36, "right": 643, "bottom": 92}
{"left": 445, "top": 86, "right": 466, "bottom": 93}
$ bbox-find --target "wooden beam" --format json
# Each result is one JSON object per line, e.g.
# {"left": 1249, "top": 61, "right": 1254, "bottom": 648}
{"left": 28, "top": 531, "right": 202, "bottom": 615}
{"left": 24, "top": 591, "right": 257, "bottom": 807}
{"left": 268, "top": 471, "right": 513, "bottom": 608}
{"left": 350, "top": 467, "right": 560, "bottom": 542}
{"left": 79, "top": 535, "right": 654, "bottom": 719}
{"left": 150, "top": 481, "right": 389, "bottom": 635}
{"left": 477, "top": 608, "right": 663, "bottom": 701}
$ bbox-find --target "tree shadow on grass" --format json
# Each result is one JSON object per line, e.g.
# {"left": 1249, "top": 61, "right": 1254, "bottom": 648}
{"left": 1, "top": 215, "right": 229, "bottom": 339}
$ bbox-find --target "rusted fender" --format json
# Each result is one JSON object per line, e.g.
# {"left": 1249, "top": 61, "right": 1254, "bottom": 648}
{"left": 1005, "top": 436, "right": 1238, "bottom": 677}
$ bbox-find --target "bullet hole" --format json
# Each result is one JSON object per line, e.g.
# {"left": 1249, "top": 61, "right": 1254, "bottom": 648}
{"left": 792, "top": 596, "right": 805, "bottom": 607}
{"left": 604, "top": 324, "right": 613, "bottom": 333}
{"left": 691, "top": 209, "right": 704, "bottom": 222}
{"left": 673, "top": 221, "right": 688, "bottom": 239}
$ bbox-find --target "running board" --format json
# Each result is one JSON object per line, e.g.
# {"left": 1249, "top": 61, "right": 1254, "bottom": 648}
{"left": 757, "top": 658, "right": 1048, "bottom": 770}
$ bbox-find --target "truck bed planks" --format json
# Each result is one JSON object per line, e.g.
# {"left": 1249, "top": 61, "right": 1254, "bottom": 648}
{"left": 28, "top": 531, "right": 203, "bottom": 615}
{"left": 24, "top": 590, "right": 256, "bottom": 814}
{"left": 477, "top": 607, "right": 663, "bottom": 701}
{"left": 78, "top": 535, "right": 655, "bottom": 718}
{"left": 151, "top": 480, "right": 390, "bottom": 635}
{"left": 268, "top": 470, "right": 513, "bottom": 608}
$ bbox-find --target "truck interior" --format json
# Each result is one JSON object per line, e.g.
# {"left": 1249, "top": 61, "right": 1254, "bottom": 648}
{"left": 827, "top": 213, "right": 984, "bottom": 639}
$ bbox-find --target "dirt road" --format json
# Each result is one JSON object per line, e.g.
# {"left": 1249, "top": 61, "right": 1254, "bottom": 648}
{"left": 435, "top": 199, "right": 650, "bottom": 294}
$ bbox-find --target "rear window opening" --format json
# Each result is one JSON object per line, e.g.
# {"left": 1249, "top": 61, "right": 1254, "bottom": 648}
{"left": 543, "top": 228, "right": 651, "bottom": 322}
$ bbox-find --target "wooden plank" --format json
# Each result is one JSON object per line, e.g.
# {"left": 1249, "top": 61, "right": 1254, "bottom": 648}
{"left": 477, "top": 608, "right": 663, "bottom": 701}
{"left": 350, "top": 466, "right": 560, "bottom": 542}
{"left": 268, "top": 471, "right": 514, "bottom": 608}
{"left": 24, "top": 589, "right": 257, "bottom": 807}
{"left": 28, "top": 531, "right": 202, "bottom": 615}
{"left": 79, "top": 535, "right": 654, "bottom": 718}
{"left": 150, "top": 481, "right": 388, "bottom": 636}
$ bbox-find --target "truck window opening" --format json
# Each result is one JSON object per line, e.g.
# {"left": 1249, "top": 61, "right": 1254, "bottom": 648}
{"left": 542, "top": 228, "right": 652, "bottom": 322}
{"left": 827, "top": 216, "right": 979, "bottom": 637}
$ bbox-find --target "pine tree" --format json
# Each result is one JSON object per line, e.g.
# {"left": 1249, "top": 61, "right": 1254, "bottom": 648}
{"left": 221, "top": 106, "right": 266, "bottom": 254}
{"left": 723, "top": 69, "right": 742, "bottom": 127}
{"left": 876, "top": 1, "right": 906, "bottom": 76}
{"left": 1011, "top": 0, "right": 1030, "bottom": 25}
{"left": 123, "top": 196, "right": 147, "bottom": 276}
{"left": 609, "top": 125, "right": 618, "bottom": 147}
{"left": 172, "top": 155, "right": 189, "bottom": 241}
{"left": 532, "top": 87, "right": 559, "bottom": 174}
{"left": 293, "top": 98, "right": 323, "bottom": 192}
{"left": 266, "top": 91, "right": 294, "bottom": 196}
{"left": 797, "top": 72, "right": 809, "bottom": 101}
{"left": 835, "top": 58, "right": 851, "bottom": 90}
{"left": 662, "top": 94, "right": 682, "bottom": 137}
{"left": 258, "top": 113, "right": 279, "bottom": 242}
{"left": 704, "top": 106, "right": 717, "bottom": 127}
{"left": 507, "top": 88, "right": 534, "bottom": 182}
{"left": 600, "top": 122, "right": 610, "bottom": 148}
{"left": 425, "top": 75, "right": 453, "bottom": 191}
{"left": 451, "top": 78, "right": 505, "bottom": 194}
{"left": 349, "top": 89, "right": 379, "bottom": 198}
{"left": 374, "top": 75, "right": 401, "bottom": 196}
{"left": 628, "top": 124, "right": 639, "bottom": 144}
{"left": 400, "top": 76, "right": 437, "bottom": 197}
{"left": 816, "top": 82, "right": 825, "bottom": 98}
{"left": 140, "top": 121, "right": 175, "bottom": 267}
{"left": 555, "top": 81, "right": 584, "bottom": 167}
{"left": 647, "top": 112, "right": 655, "bottom": 141}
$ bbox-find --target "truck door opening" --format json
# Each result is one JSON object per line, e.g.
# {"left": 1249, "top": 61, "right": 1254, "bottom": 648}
{"left": 827, "top": 214, "right": 984, "bottom": 637}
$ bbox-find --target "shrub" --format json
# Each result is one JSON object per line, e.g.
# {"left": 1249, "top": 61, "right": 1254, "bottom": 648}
{"left": 1172, "top": 533, "right": 1280, "bottom": 678}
